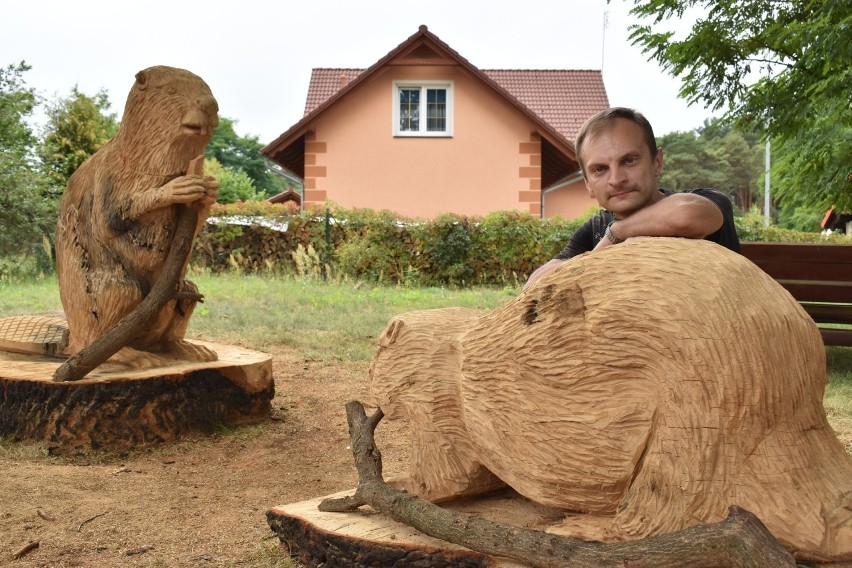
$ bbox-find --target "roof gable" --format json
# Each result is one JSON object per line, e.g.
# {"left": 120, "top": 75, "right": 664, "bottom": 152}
{"left": 263, "top": 25, "right": 609, "bottom": 176}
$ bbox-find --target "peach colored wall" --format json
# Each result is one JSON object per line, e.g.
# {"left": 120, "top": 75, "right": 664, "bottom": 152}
{"left": 304, "top": 65, "right": 541, "bottom": 219}
{"left": 542, "top": 180, "right": 598, "bottom": 219}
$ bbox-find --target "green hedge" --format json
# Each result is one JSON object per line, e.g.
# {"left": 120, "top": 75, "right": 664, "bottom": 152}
{"left": 3, "top": 202, "right": 846, "bottom": 284}
{"left": 192, "top": 202, "right": 851, "bottom": 287}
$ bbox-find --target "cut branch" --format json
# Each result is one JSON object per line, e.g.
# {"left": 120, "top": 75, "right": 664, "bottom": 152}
{"left": 12, "top": 541, "right": 39, "bottom": 560}
{"left": 77, "top": 510, "right": 109, "bottom": 532}
{"left": 321, "top": 400, "right": 796, "bottom": 568}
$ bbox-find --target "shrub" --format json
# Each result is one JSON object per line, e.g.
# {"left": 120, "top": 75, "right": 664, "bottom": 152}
{"left": 190, "top": 203, "right": 851, "bottom": 286}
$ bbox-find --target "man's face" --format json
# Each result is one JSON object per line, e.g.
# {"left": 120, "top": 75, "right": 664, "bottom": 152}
{"left": 581, "top": 118, "right": 664, "bottom": 218}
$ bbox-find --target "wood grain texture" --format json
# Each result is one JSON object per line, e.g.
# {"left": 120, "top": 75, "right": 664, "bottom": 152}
{"left": 54, "top": 66, "right": 220, "bottom": 368}
{"left": 370, "top": 238, "right": 852, "bottom": 563}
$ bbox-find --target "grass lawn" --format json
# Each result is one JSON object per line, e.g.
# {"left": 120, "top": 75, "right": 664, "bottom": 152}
{"left": 1, "top": 273, "right": 850, "bottom": 448}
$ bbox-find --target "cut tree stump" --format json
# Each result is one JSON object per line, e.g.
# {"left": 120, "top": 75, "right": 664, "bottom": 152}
{"left": 267, "top": 489, "right": 547, "bottom": 567}
{"left": 267, "top": 401, "right": 798, "bottom": 568}
{"left": 0, "top": 330, "right": 273, "bottom": 451}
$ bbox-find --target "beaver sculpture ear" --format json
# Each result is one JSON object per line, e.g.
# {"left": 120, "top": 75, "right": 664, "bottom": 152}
{"left": 135, "top": 69, "right": 149, "bottom": 90}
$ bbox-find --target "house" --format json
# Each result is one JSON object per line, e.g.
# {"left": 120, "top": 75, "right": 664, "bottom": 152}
{"left": 262, "top": 25, "right": 609, "bottom": 220}
{"left": 267, "top": 188, "right": 302, "bottom": 207}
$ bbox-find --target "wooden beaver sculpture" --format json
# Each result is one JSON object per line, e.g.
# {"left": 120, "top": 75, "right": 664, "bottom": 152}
{"left": 370, "top": 238, "right": 852, "bottom": 563}
{"left": 55, "top": 66, "right": 219, "bottom": 366}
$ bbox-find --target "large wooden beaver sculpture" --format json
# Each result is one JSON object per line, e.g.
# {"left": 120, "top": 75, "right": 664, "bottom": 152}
{"left": 370, "top": 238, "right": 852, "bottom": 562}
{"left": 55, "top": 66, "right": 219, "bottom": 366}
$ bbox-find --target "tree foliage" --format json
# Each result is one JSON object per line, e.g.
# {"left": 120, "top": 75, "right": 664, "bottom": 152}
{"left": 203, "top": 157, "right": 261, "bottom": 203}
{"left": 205, "top": 117, "right": 284, "bottom": 197}
{"left": 38, "top": 86, "right": 117, "bottom": 191}
{"left": 627, "top": 0, "right": 852, "bottom": 210}
{"left": 0, "top": 61, "right": 57, "bottom": 257}
{"left": 658, "top": 118, "right": 762, "bottom": 213}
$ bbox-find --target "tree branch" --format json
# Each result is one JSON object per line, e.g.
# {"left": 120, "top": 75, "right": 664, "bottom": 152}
{"left": 321, "top": 400, "right": 796, "bottom": 568}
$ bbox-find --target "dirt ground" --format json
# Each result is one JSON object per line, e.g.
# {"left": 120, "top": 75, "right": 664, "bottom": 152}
{"left": 0, "top": 347, "right": 411, "bottom": 567}
{"left": 2, "top": 347, "right": 851, "bottom": 568}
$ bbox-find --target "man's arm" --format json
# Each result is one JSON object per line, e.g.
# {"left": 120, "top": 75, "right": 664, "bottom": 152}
{"left": 596, "top": 193, "right": 723, "bottom": 250}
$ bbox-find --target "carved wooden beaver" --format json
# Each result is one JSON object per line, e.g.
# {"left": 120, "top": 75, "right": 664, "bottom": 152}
{"left": 55, "top": 66, "right": 219, "bottom": 366}
{"left": 371, "top": 238, "right": 852, "bottom": 562}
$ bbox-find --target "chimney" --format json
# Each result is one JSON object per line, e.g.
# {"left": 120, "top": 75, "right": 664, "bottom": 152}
{"left": 339, "top": 74, "right": 349, "bottom": 89}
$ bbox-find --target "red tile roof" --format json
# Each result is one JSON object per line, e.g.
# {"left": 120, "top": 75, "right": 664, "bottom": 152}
{"left": 304, "top": 69, "right": 364, "bottom": 116}
{"left": 483, "top": 70, "right": 609, "bottom": 142}
{"left": 304, "top": 68, "right": 608, "bottom": 141}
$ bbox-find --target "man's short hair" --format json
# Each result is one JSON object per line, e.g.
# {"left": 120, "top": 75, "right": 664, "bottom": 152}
{"left": 575, "top": 107, "right": 657, "bottom": 177}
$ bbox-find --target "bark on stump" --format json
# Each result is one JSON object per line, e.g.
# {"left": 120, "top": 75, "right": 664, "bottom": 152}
{"left": 0, "top": 339, "right": 273, "bottom": 451}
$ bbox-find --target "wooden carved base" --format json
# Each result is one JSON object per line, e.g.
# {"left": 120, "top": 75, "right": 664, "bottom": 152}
{"left": 267, "top": 488, "right": 544, "bottom": 567}
{"left": 0, "top": 335, "right": 274, "bottom": 451}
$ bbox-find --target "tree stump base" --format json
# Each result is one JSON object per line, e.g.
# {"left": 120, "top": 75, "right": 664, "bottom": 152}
{"left": 0, "top": 319, "right": 274, "bottom": 451}
{"left": 267, "top": 487, "right": 563, "bottom": 567}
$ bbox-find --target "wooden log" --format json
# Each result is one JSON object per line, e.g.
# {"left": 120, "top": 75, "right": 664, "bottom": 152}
{"left": 268, "top": 491, "right": 526, "bottom": 567}
{"left": 1, "top": 340, "right": 273, "bottom": 451}
{"left": 268, "top": 401, "right": 795, "bottom": 568}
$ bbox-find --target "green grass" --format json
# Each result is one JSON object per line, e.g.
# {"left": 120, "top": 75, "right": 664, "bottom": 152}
{"left": 0, "top": 277, "right": 63, "bottom": 314}
{"left": 825, "top": 347, "right": 852, "bottom": 451}
{"left": 0, "top": 274, "right": 516, "bottom": 361}
{"left": 187, "top": 273, "right": 517, "bottom": 360}
{"left": 2, "top": 274, "right": 850, "bottom": 432}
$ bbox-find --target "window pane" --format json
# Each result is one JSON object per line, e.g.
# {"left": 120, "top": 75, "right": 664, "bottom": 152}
{"left": 426, "top": 88, "right": 446, "bottom": 132}
{"left": 399, "top": 88, "right": 420, "bottom": 132}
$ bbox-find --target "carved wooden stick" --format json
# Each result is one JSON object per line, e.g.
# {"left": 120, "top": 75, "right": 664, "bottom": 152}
{"left": 321, "top": 400, "right": 796, "bottom": 568}
{"left": 53, "top": 157, "right": 205, "bottom": 382}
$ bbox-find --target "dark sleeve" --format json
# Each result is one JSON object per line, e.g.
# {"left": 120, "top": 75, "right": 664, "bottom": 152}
{"left": 686, "top": 188, "right": 741, "bottom": 253}
{"left": 554, "top": 218, "right": 596, "bottom": 260}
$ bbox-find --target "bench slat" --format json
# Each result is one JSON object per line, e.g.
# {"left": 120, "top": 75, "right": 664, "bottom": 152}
{"left": 741, "top": 242, "right": 852, "bottom": 265}
{"left": 819, "top": 328, "right": 852, "bottom": 347}
{"left": 739, "top": 242, "right": 852, "bottom": 345}
{"left": 748, "top": 259, "right": 852, "bottom": 281}
{"left": 801, "top": 303, "right": 852, "bottom": 325}
{"left": 775, "top": 281, "right": 852, "bottom": 304}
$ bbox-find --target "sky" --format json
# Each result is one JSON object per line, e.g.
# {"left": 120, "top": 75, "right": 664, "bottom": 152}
{"left": 3, "top": 0, "right": 718, "bottom": 144}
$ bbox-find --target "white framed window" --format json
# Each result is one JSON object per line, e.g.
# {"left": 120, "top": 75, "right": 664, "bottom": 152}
{"left": 392, "top": 81, "right": 453, "bottom": 137}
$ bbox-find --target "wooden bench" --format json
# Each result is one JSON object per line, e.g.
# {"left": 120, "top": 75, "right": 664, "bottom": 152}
{"left": 741, "top": 242, "right": 852, "bottom": 347}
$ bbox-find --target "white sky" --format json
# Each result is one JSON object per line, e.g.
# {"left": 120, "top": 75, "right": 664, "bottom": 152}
{"left": 3, "top": 0, "right": 718, "bottom": 143}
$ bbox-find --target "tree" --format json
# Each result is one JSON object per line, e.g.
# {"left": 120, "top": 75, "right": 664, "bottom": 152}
{"left": 627, "top": 0, "right": 852, "bottom": 210}
{"left": 707, "top": 130, "right": 762, "bottom": 212}
{"left": 205, "top": 117, "right": 284, "bottom": 197}
{"left": 657, "top": 130, "right": 719, "bottom": 191}
{"left": 38, "top": 86, "right": 117, "bottom": 192}
{"left": 0, "top": 61, "right": 56, "bottom": 257}
{"left": 657, "top": 119, "right": 762, "bottom": 214}
{"left": 203, "top": 157, "right": 261, "bottom": 203}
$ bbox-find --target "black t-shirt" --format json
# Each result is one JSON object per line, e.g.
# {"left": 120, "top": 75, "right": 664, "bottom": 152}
{"left": 553, "top": 188, "right": 741, "bottom": 260}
